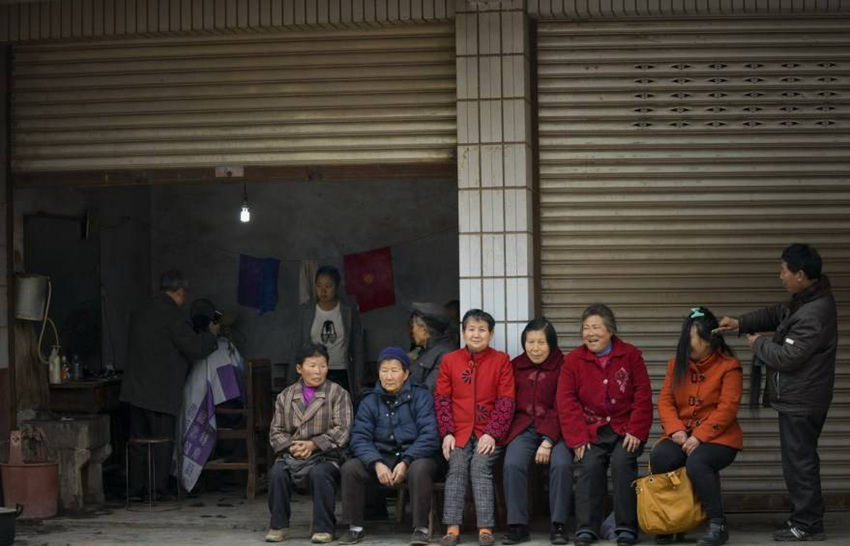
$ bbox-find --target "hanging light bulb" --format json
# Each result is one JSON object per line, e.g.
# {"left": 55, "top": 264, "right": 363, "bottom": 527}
{"left": 240, "top": 183, "right": 251, "bottom": 223}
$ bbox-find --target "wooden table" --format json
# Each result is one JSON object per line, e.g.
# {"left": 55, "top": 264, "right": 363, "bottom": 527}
{"left": 48, "top": 378, "right": 121, "bottom": 414}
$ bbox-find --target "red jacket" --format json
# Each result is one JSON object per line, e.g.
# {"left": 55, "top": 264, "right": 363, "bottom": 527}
{"left": 657, "top": 351, "right": 743, "bottom": 450}
{"left": 434, "top": 347, "right": 516, "bottom": 448}
{"left": 505, "top": 348, "right": 564, "bottom": 445}
{"left": 557, "top": 337, "right": 653, "bottom": 448}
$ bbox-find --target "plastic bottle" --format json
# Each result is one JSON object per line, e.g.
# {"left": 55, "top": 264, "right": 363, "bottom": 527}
{"left": 49, "top": 346, "right": 62, "bottom": 385}
{"left": 61, "top": 355, "right": 70, "bottom": 383}
{"left": 72, "top": 355, "right": 82, "bottom": 381}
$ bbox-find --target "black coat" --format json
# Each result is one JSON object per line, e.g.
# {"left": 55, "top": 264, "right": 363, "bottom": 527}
{"left": 739, "top": 276, "right": 838, "bottom": 415}
{"left": 409, "top": 333, "right": 456, "bottom": 392}
{"left": 120, "top": 293, "right": 218, "bottom": 415}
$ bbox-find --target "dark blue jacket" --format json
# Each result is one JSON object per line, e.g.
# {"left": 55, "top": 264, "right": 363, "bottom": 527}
{"left": 349, "top": 379, "right": 440, "bottom": 468}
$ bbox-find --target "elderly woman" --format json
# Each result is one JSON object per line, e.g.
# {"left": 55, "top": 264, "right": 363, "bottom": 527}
{"left": 652, "top": 308, "right": 742, "bottom": 546}
{"left": 266, "top": 343, "right": 353, "bottom": 544}
{"left": 503, "top": 318, "right": 572, "bottom": 545}
{"left": 289, "top": 265, "right": 365, "bottom": 395}
{"left": 339, "top": 347, "right": 441, "bottom": 546}
{"left": 409, "top": 302, "right": 457, "bottom": 391}
{"left": 557, "top": 304, "right": 653, "bottom": 546}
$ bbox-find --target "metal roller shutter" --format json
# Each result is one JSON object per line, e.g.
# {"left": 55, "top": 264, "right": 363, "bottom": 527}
{"left": 536, "top": 18, "right": 850, "bottom": 502}
{"left": 11, "top": 23, "right": 456, "bottom": 172}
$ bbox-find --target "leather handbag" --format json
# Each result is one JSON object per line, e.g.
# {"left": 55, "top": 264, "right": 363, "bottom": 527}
{"left": 633, "top": 464, "right": 707, "bottom": 535}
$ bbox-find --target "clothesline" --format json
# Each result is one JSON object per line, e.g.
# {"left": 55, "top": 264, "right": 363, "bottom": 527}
{"left": 101, "top": 215, "right": 458, "bottom": 265}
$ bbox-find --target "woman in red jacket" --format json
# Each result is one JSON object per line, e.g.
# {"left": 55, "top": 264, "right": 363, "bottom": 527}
{"left": 502, "top": 318, "right": 572, "bottom": 545}
{"left": 651, "top": 307, "right": 742, "bottom": 546}
{"left": 434, "top": 309, "right": 516, "bottom": 546}
{"left": 557, "top": 304, "right": 653, "bottom": 546}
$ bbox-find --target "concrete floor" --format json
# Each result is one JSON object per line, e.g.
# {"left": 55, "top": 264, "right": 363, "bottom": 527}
{"left": 13, "top": 492, "right": 850, "bottom": 546}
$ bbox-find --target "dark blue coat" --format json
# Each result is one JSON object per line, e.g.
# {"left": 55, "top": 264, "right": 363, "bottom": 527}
{"left": 349, "top": 379, "right": 440, "bottom": 467}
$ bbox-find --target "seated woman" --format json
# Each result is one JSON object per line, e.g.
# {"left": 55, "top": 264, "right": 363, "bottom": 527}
{"left": 434, "top": 309, "right": 516, "bottom": 546}
{"left": 266, "top": 343, "right": 353, "bottom": 544}
{"left": 503, "top": 318, "right": 572, "bottom": 545}
{"left": 339, "top": 347, "right": 441, "bottom": 546}
{"left": 651, "top": 307, "right": 742, "bottom": 546}
{"left": 409, "top": 302, "right": 457, "bottom": 391}
{"left": 557, "top": 304, "right": 653, "bottom": 546}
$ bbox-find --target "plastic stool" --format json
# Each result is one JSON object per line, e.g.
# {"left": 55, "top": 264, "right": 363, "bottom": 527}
{"left": 125, "top": 437, "right": 181, "bottom": 512}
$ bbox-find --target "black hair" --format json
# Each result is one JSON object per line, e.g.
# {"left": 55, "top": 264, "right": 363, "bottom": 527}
{"left": 581, "top": 303, "right": 617, "bottom": 335}
{"left": 781, "top": 243, "right": 822, "bottom": 280}
{"left": 315, "top": 265, "right": 342, "bottom": 287}
{"left": 159, "top": 269, "right": 188, "bottom": 292}
{"left": 296, "top": 343, "right": 329, "bottom": 366}
{"left": 520, "top": 317, "right": 559, "bottom": 354}
{"left": 445, "top": 299, "right": 460, "bottom": 312}
{"left": 674, "top": 307, "right": 735, "bottom": 385}
{"left": 461, "top": 309, "right": 495, "bottom": 332}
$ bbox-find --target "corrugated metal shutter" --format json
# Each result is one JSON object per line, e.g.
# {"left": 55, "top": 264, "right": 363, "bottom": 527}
{"left": 12, "top": 23, "right": 456, "bottom": 172}
{"left": 537, "top": 18, "right": 850, "bottom": 500}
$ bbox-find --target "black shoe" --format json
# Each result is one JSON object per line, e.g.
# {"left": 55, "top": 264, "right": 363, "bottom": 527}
{"left": 550, "top": 523, "right": 569, "bottom": 545}
{"left": 616, "top": 530, "right": 639, "bottom": 546}
{"left": 697, "top": 521, "right": 729, "bottom": 546}
{"left": 772, "top": 522, "right": 826, "bottom": 542}
{"left": 339, "top": 529, "right": 366, "bottom": 544}
{"left": 574, "top": 532, "right": 596, "bottom": 546}
{"left": 410, "top": 529, "right": 431, "bottom": 546}
{"left": 503, "top": 525, "right": 530, "bottom": 545}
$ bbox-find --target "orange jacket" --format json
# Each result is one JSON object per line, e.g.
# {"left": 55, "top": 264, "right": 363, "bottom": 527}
{"left": 657, "top": 350, "right": 743, "bottom": 450}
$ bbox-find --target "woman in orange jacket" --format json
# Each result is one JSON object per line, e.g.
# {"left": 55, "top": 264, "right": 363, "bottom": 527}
{"left": 651, "top": 307, "right": 743, "bottom": 546}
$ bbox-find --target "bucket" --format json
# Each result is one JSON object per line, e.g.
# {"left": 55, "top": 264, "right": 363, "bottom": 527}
{"left": 1, "top": 462, "right": 59, "bottom": 519}
{"left": 1, "top": 430, "right": 58, "bottom": 520}
{"left": 0, "top": 505, "right": 23, "bottom": 546}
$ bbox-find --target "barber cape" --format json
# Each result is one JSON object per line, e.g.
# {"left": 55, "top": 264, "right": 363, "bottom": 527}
{"left": 175, "top": 338, "right": 244, "bottom": 491}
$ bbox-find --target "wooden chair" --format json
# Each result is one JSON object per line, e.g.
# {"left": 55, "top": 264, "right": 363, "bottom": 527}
{"left": 204, "top": 358, "right": 273, "bottom": 499}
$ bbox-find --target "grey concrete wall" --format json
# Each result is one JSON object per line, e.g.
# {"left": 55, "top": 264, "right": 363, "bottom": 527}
{"left": 150, "top": 179, "right": 459, "bottom": 372}
{"left": 13, "top": 185, "right": 152, "bottom": 371}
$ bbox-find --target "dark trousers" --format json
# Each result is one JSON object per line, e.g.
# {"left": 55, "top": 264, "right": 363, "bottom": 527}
{"left": 128, "top": 405, "right": 176, "bottom": 494}
{"left": 779, "top": 411, "right": 828, "bottom": 531}
{"left": 503, "top": 427, "right": 573, "bottom": 526}
{"left": 575, "top": 426, "right": 644, "bottom": 536}
{"left": 341, "top": 457, "right": 440, "bottom": 529}
{"left": 649, "top": 439, "right": 738, "bottom": 521}
{"left": 268, "top": 460, "right": 340, "bottom": 532}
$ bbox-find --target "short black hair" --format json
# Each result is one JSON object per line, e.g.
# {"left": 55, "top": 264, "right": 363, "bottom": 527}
{"left": 781, "top": 243, "right": 822, "bottom": 280}
{"left": 581, "top": 303, "right": 618, "bottom": 335}
{"left": 159, "top": 269, "right": 188, "bottom": 292}
{"left": 461, "top": 309, "right": 495, "bottom": 331}
{"left": 315, "top": 265, "right": 342, "bottom": 287}
{"left": 296, "top": 343, "right": 329, "bottom": 366}
{"left": 520, "top": 318, "right": 559, "bottom": 353}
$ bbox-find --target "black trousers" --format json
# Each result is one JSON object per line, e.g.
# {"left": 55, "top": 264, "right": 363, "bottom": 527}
{"left": 649, "top": 439, "right": 738, "bottom": 521}
{"left": 779, "top": 411, "right": 828, "bottom": 531}
{"left": 128, "top": 405, "right": 176, "bottom": 495}
{"left": 341, "top": 457, "right": 441, "bottom": 529}
{"left": 268, "top": 460, "right": 340, "bottom": 532}
{"left": 575, "top": 426, "right": 644, "bottom": 536}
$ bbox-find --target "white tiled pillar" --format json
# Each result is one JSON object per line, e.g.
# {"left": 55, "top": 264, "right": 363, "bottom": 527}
{"left": 456, "top": 1, "right": 535, "bottom": 357}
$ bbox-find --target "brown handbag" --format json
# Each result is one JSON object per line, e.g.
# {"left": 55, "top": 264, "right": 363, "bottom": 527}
{"left": 633, "top": 463, "right": 708, "bottom": 535}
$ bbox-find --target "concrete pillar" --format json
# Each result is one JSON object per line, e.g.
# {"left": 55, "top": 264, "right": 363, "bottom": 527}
{"left": 456, "top": 1, "right": 535, "bottom": 357}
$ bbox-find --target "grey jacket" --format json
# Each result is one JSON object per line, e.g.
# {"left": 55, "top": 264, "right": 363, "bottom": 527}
{"left": 739, "top": 276, "right": 838, "bottom": 415}
{"left": 409, "top": 333, "right": 456, "bottom": 392}
{"left": 120, "top": 293, "right": 218, "bottom": 416}
{"left": 288, "top": 299, "right": 365, "bottom": 391}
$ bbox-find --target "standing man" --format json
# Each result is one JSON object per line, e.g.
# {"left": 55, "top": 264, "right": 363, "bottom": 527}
{"left": 121, "top": 270, "right": 219, "bottom": 500}
{"left": 719, "top": 244, "right": 837, "bottom": 542}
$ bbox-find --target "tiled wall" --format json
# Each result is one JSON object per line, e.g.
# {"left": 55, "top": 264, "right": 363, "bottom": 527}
{"left": 456, "top": 1, "right": 534, "bottom": 357}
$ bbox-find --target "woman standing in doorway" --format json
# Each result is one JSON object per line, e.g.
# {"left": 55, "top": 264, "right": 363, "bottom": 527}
{"left": 289, "top": 265, "right": 365, "bottom": 396}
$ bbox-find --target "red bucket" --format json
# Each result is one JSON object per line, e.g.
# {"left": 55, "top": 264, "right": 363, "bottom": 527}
{"left": 1, "top": 462, "right": 59, "bottom": 519}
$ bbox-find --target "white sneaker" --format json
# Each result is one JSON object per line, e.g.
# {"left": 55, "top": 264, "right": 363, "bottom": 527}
{"left": 311, "top": 532, "right": 335, "bottom": 543}
{"left": 265, "top": 528, "right": 288, "bottom": 542}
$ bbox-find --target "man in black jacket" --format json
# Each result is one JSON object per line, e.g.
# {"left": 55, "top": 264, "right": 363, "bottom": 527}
{"left": 120, "top": 270, "right": 219, "bottom": 499}
{"left": 719, "top": 244, "right": 837, "bottom": 542}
